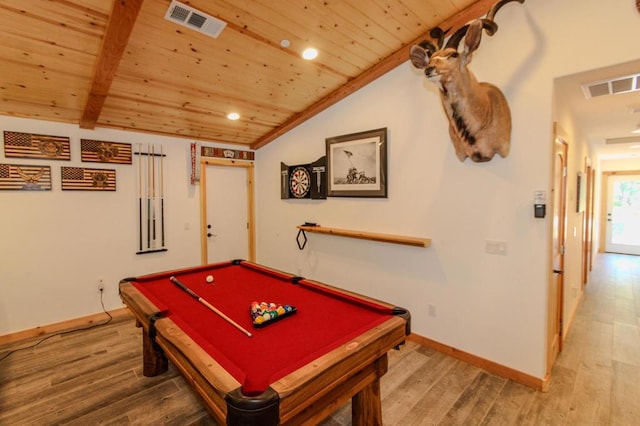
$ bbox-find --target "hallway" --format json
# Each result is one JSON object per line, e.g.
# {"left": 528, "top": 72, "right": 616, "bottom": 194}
{"left": 550, "top": 253, "right": 640, "bottom": 424}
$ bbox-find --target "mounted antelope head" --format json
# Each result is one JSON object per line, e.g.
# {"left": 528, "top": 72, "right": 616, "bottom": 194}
{"left": 410, "top": 0, "right": 524, "bottom": 162}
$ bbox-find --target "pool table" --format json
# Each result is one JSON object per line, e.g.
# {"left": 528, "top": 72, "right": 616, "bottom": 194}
{"left": 119, "top": 260, "right": 410, "bottom": 425}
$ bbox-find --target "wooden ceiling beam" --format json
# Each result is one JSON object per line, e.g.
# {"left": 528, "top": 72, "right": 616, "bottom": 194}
{"left": 251, "top": 0, "right": 496, "bottom": 150}
{"left": 80, "top": 0, "right": 144, "bottom": 129}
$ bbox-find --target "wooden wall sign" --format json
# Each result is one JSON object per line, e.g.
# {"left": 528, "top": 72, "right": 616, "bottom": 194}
{"left": 81, "top": 139, "right": 132, "bottom": 164}
{"left": 201, "top": 146, "right": 254, "bottom": 161}
{"left": 0, "top": 163, "right": 52, "bottom": 190}
{"left": 61, "top": 167, "right": 116, "bottom": 191}
{"left": 3, "top": 131, "right": 70, "bottom": 160}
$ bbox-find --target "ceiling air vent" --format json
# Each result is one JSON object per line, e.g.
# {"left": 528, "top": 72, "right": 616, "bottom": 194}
{"left": 605, "top": 136, "right": 640, "bottom": 145}
{"left": 582, "top": 73, "right": 640, "bottom": 99}
{"left": 164, "top": 1, "right": 227, "bottom": 39}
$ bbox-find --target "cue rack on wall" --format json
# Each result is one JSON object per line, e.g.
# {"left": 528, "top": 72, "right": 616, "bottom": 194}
{"left": 134, "top": 143, "right": 167, "bottom": 254}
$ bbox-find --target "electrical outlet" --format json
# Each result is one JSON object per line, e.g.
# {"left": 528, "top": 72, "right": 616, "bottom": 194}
{"left": 485, "top": 240, "right": 507, "bottom": 255}
{"left": 428, "top": 304, "right": 436, "bottom": 317}
{"left": 97, "top": 277, "right": 105, "bottom": 292}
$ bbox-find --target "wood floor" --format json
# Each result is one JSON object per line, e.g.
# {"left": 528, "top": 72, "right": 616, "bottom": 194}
{"left": 1, "top": 253, "right": 638, "bottom": 425}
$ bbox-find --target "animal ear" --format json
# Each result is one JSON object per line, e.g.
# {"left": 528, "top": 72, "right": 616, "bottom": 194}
{"left": 463, "top": 20, "right": 483, "bottom": 56}
{"left": 409, "top": 45, "right": 429, "bottom": 69}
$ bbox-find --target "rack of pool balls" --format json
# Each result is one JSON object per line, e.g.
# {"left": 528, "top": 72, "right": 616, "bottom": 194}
{"left": 250, "top": 301, "right": 296, "bottom": 327}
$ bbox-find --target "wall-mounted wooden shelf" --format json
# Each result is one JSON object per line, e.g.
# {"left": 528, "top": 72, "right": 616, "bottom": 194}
{"left": 296, "top": 225, "right": 431, "bottom": 248}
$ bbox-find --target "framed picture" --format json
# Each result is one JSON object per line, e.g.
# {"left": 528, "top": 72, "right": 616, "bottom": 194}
{"left": 576, "top": 171, "right": 586, "bottom": 213}
{"left": 326, "top": 127, "right": 387, "bottom": 197}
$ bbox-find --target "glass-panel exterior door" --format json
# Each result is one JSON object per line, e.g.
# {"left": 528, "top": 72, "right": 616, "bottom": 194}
{"left": 605, "top": 174, "right": 640, "bottom": 255}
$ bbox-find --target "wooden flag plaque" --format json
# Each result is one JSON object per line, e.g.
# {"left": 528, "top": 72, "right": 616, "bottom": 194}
{"left": 0, "top": 163, "right": 52, "bottom": 190}
{"left": 81, "top": 139, "right": 132, "bottom": 164}
{"left": 3, "top": 131, "right": 70, "bottom": 160}
{"left": 61, "top": 167, "right": 116, "bottom": 191}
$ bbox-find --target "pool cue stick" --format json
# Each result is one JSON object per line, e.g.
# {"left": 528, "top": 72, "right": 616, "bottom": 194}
{"left": 169, "top": 276, "right": 252, "bottom": 337}
{"left": 146, "top": 143, "right": 151, "bottom": 249}
{"left": 138, "top": 144, "right": 143, "bottom": 251}
{"left": 151, "top": 144, "right": 156, "bottom": 248}
{"left": 160, "top": 145, "right": 165, "bottom": 248}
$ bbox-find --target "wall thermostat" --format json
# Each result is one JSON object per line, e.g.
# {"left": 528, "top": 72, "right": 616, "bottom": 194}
{"left": 534, "top": 190, "right": 547, "bottom": 218}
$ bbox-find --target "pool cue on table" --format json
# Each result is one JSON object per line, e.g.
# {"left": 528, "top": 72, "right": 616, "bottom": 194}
{"left": 160, "top": 145, "right": 165, "bottom": 248}
{"left": 169, "top": 276, "right": 253, "bottom": 337}
{"left": 137, "top": 143, "right": 143, "bottom": 252}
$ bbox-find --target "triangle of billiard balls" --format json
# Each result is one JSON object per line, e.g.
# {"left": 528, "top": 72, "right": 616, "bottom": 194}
{"left": 250, "top": 301, "right": 296, "bottom": 328}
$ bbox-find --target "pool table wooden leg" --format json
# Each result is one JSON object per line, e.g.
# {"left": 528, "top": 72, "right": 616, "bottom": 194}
{"left": 351, "top": 354, "right": 387, "bottom": 426}
{"left": 142, "top": 329, "right": 168, "bottom": 376}
{"left": 352, "top": 379, "right": 382, "bottom": 426}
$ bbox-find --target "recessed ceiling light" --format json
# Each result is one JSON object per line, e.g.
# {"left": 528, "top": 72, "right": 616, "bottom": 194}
{"left": 280, "top": 39, "right": 290, "bottom": 48}
{"left": 227, "top": 112, "right": 240, "bottom": 120}
{"left": 302, "top": 47, "right": 318, "bottom": 60}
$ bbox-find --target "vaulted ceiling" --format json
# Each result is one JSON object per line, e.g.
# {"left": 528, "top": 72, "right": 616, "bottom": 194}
{"left": 0, "top": 0, "right": 499, "bottom": 150}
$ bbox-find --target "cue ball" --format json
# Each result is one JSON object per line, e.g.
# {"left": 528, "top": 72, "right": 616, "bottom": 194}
{"left": 206, "top": 275, "right": 214, "bottom": 283}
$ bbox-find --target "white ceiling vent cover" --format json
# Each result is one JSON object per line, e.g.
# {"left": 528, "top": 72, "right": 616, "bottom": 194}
{"left": 605, "top": 136, "right": 640, "bottom": 145}
{"left": 582, "top": 73, "right": 640, "bottom": 99}
{"left": 164, "top": 1, "right": 227, "bottom": 39}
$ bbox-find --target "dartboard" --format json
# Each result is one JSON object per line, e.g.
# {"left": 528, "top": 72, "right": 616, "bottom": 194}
{"left": 289, "top": 166, "right": 311, "bottom": 198}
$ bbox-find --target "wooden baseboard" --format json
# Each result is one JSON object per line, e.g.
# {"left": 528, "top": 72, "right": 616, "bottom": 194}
{"left": 0, "top": 308, "right": 132, "bottom": 346}
{"left": 408, "top": 333, "right": 547, "bottom": 391}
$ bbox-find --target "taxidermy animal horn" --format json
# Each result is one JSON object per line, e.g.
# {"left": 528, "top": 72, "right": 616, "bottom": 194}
{"left": 409, "top": 0, "right": 524, "bottom": 162}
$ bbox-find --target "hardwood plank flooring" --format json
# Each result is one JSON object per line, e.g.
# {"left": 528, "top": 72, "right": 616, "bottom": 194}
{"left": 1, "top": 253, "right": 638, "bottom": 425}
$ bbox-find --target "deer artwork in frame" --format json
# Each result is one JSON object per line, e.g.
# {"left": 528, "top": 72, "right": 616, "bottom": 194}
{"left": 410, "top": 0, "right": 525, "bottom": 163}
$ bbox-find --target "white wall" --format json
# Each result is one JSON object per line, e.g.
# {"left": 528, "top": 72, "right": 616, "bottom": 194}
{"left": 0, "top": 116, "right": 237, "bottom": 334}
{"left": 255, "top": 0, "right": 640, "bottom": 380}
{"left": 601, "top": 157, "right": 640, "bottom": 172}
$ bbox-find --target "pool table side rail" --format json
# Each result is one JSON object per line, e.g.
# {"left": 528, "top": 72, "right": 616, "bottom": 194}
{"left": 153, "top": 322, "right": 239, "bottom": 423}
{"left": 129, "top": 260, "right": 239, "bottom": 283}
{"left": 272, "top": 315, "right": 407, "bottom": 422}
{"left": 119, "top": 281, "right": 242, "bottom": 392}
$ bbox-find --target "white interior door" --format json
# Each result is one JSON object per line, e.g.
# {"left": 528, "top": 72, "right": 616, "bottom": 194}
{"left": 605, "top": 174, "right": 640, "bottom": 255}
{"left": 205, "top": 165, "right": 248, "bottom": 263}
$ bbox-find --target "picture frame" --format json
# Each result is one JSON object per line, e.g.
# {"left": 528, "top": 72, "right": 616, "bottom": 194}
{"left": 325, "top": 127, "right": 387, "bottom": 197}
{"left": 576, "top": 171, "right": 586, "bottom": 213}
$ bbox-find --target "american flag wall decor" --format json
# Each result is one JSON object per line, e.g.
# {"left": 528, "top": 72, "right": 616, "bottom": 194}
{"left": 81, "top": 139, "right": 132, "bottom": 164}
{"left": 3, "top": 131, "right": 70, "bottom": 160}
{"left": 0, "top": 163, "right": 52, "bottom": 190}
{"left": 61, "top": 167, "right": 116, "bottom": 191}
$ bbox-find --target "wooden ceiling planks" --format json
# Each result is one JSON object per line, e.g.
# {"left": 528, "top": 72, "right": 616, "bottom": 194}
{"left": 0, "top": 0, "right": 109, "bottom": 122}
{"left": 251, "top": 0, "right": 494, "bottom": 149}
{"left": 0, "top": 0, "right": 495, "bottom": 148}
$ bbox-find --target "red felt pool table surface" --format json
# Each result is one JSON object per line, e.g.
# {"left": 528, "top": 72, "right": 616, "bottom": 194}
{"left": 119, "top": 260, "right": 410, "bottom": 425}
